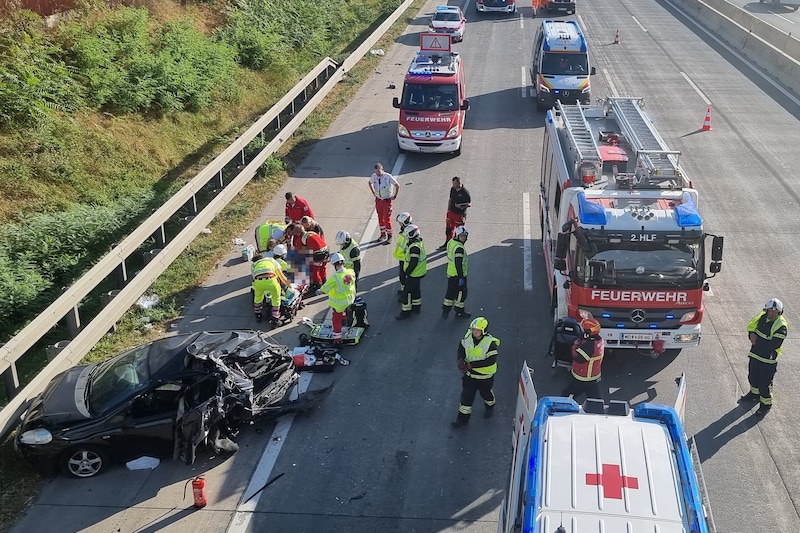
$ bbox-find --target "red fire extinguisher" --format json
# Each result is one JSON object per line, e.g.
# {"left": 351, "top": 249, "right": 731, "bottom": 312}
{"left": 191, "top": 475, "right": 207, "bottom": 508}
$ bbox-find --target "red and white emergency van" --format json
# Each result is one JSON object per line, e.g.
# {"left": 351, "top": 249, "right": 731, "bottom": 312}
{"left": 497, "top": 362, "right": 716, "bottom": 533}
{"left": 392, "top": 33, "right": 470, "bottom": 155}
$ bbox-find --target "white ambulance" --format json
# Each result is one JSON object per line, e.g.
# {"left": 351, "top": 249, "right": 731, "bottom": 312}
{"left": 530, "top": 20, "right": 595, "bottom": 111}
{"left": 498, "top": 362, "right": 716, "bottom": 533}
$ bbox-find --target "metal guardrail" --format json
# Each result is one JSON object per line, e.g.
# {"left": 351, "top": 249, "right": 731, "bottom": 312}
{"left": 0, "top": 0, "right": 414, "bottom": 440}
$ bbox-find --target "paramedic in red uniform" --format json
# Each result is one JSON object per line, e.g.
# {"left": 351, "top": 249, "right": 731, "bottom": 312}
{"left": 561, "top": 318, "right": 604, "bottom": 403}
{"left": 438, "top": 176, "right": 471, "bottom": 250}
{"left": 739, "top": 298, "right": 788, "bottom": 416}
{"left": 287, "top": 223, "right": 329, "bottom": 292}
{"left": 285, "top": 192, "right": 315, "bottom": 224}
{"left": 368, "top": 162, "right": 400, "bottom": 244}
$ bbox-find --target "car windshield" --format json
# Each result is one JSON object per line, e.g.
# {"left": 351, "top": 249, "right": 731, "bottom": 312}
{"left": 434, "top": 12, "right": 461, "bottom": 22}
{"left": 542, "top": 52, "right": 588, "bottom": 76}
{"left": 401, "top": 83, "right": 459, "bottom": 111}
{"left": 575, "top": 241, "right": 702, "bottom": 289}
{"left": 88, "top": 344, "right": 151, "bottom": 414}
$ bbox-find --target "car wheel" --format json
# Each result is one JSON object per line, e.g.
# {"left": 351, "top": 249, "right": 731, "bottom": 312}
{"left": 299, "top": 333, "right": 310, "bottom": 346}
{"left": 60, "top": 446, "right": 110, "bottom": 478}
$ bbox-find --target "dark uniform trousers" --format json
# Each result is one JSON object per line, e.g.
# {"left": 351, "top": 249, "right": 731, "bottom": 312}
{"left": 444, "top": 276, "right": 467, "bottom": 309}
{"left": 561, "top": 378, "right": 604, "bottom": 404}
{"left": 748, "top": 358, "right": 777, "bottom": 405}
{"left": 400, "top": 275, "right": 423, "bottom": 313}
{"left": 459, "top": 374, "right": 496, "bottom": 413}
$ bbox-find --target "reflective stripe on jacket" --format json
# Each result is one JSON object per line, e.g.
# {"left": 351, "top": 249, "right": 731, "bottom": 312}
{"left": 404, "top": 241, "right": 427, "bottom": 278}
{"left": 748, "top": 312, "right": 788, "bottom": 363}
{"left": 571, "top": 337, "right": 604, "bottom": 381}
{"left": 446, "top": 239, "right": 468, "bottom": 278}
{"left": 461, "top": 332, "right": 500, "bottom": 378}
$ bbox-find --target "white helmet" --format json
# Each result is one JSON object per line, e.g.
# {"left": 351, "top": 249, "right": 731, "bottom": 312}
{"left": 335, "top": 230, "right": 350, "bottom": 246}
{"left": 396, "top": 212, "right": 412, "bottom": 225}
{"left": 454, "top": 226, "right": 469, "bottom": 238}
{"left": 330, "top": 252, "right": 345, "bottom": 264}
{"left": 273, "top": 244, "right": 287, "bottom": 257}
{"left": 765, "top": 298, "right": 784, "bottom": 313}
{"left": 404, "top": 224, "right": 420, "bottom": 239}
{"left": 271, "top": 228, "right": 285, "bottom": 240}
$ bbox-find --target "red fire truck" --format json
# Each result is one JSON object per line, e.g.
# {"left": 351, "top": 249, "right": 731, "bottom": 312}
{"left": 392, "top": 33, "right": 470, "bottom": 155}
{"left": 540, "top": 97, "right": 723, "bottom": 356}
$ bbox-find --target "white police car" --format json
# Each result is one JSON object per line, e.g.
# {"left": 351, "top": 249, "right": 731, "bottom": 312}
{"left": 428, "top": 5, "right": 466, "bottom": 42}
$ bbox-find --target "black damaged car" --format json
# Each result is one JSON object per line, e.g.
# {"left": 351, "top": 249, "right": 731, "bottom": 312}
{"left": 15, "top": 330, "right": 329, "bottom": 478}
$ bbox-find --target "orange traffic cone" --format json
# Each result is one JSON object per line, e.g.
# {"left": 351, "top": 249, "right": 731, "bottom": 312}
{"left": 701, "top": 106, "right": 712, "bottom": 131}
{"left": 613, "top": 30, "right": 620, "bottom": 44}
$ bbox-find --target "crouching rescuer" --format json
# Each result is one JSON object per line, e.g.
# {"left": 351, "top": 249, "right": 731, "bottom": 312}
{"left": 319, "top": 253, "right": 357, "bottom": 344}
{"left": 452, "top": 317, "right": 500, "bottom": 428}
{"left": 252, "top": 255, "right": 288, "bottom": 325}
{"left": 561, "top": 318, "right": 605, "bottom": 403}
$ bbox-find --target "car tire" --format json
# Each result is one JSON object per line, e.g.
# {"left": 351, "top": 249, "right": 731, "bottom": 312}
{"left": 60, "top": 445, "right": 110, "bottom": 478}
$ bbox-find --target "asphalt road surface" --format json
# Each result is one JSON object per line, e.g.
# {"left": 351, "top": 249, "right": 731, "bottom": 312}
{"left": 725, "top": 0, "right": 800, "bottom": 36}
{"left": 11, "top": 0, "right": 800, "bottom": 532}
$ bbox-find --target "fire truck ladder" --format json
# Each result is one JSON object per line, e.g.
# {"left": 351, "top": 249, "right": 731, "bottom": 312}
{"left": 608, "top": 97, "right": 686, "bottom": 187}
{"left": 557, "top": 100, "right": 601, "bottom": 167}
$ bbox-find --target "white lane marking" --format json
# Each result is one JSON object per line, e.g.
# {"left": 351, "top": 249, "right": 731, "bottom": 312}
{"left": 227, "top": 372, "right": 312, "bottom": 533}
{"left": 519, "top": 10, "right": 524, "bottom": 29}
{"left": 521, "top": 66, "right": 528, "bottom": 98}
{"left": 602, "top": 68, "right": 619, "bottom": 98}
{"left": 523, "top": 192, "right": 533, "bottom": 291}
{"left": 664, "top": 0, "right": 800, "bottom": 106}
{"left": 680, "top": 72, "right": 712, "bottom": 106}
{"left": 631, "top": 16, "right": 648, "bottom": 32}
{"left": 767, "top": 10, "right": 795, "bottom": 23}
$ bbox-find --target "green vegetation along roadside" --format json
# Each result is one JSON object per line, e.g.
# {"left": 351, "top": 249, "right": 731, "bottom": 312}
{"left": 0, "top": 0, "right": 424, "bottom": 530}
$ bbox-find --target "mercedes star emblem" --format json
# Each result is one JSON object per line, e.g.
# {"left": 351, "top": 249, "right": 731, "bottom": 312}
{"left": 630, "top": 309, "right": 646, "bottom": 323}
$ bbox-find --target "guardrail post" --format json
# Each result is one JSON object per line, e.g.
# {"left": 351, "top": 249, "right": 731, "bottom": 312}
{"left": 217, "top": 169, "right": 224, "bottom": 189}
{"left": 65, "top": 305, "right": 81, "bottom": 337}
{"left": 114, "top": 259, "right": 128, "bottom": 289}
{"left": 153, "top": 224, "right": 166, "bottom": 248}
{"left": 143, "top": 249, "right": 162, "bottom": 265}
{"left": 46, "top": 340, "right": 71, "bottom": 362}
{"left": 0, "top": 344, "right": 20, "bottom": 400}
{"left": 187, "top": 195, "right": 198, "bottom": 216}
{"left": 100, "top": 290, "right": 121, "bottom": 333}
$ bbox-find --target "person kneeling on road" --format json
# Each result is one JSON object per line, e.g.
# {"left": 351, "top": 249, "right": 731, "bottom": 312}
{"left": 319, "top": 253, "right": 357, "bottom": 345}
{"left": 252, "top": 254, "right": 289, "bottom": 326}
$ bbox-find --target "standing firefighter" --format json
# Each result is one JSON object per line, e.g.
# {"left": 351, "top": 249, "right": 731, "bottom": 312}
{"left": 740, "top": 298, "right": 788, "bottom": 416}
{"left": 335, "top": 230, "right": 362, "bottom": 289}
{"left": 561, "top": 318, "right": 605, "bottom": 403}
{"left": 438, "top": 176, "right": 471, "bottom": 250}
{"left": 252, "top": 255, "right": 288, "bottom": 326}
{"left": 442, "top": 226, "right": 471, "bottom": 319}
{"left": 319, "top": 253, "right": 357, "bottom": 345}
{"left": 396, "top": 224, "right": 426, "bottom": 320}
{"left": 452, "top": 317, "right": 500, "bottom": 427}
{"left": 394, "top": 212, "right": 413, "bottom": 296}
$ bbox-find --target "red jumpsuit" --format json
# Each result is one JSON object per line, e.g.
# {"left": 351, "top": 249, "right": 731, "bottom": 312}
{"left": 301, "top": 232, "right": 329, "bottom": 286}
{"left": 285, "top": 196, "right": 314, "bottom": 224}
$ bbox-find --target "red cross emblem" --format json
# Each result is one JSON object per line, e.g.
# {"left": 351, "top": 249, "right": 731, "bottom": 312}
{"left": 585, "top": 464, "right": 639, "bottom": 499}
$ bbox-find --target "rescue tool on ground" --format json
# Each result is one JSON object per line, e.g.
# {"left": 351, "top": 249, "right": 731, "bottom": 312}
{"left": 540, "top": 97, "right": 724, "bottom": 356}
{"left": 392, "top": 33, "right": 470, "bottom": 155}
{"left": 497, "top": 362, "right": 716, "bottom": 533}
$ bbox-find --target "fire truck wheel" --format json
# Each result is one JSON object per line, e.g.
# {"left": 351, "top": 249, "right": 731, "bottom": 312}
{"left": 60, "top": 445, "right": 110, "bottom": 478}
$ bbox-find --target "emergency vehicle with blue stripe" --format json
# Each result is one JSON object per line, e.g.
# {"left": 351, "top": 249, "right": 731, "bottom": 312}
{"left": 531, "top": 20, "right": 595, "bottom": 111}
{"left": 392, "top": 33, "right": 470, "bottom": 155}
{"left": 497, "top": 362, "right": 716, "bottom": 533}
{"left": 540, "top": 97, "right": 724, "bottom": 356}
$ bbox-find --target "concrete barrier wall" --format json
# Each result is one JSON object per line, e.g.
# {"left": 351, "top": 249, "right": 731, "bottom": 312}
{"left": 670, "top": 0, "right": 800, "bottom": 96}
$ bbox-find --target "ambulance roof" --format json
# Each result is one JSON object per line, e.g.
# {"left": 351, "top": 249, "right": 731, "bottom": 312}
{"left": 524, "top": 398, "right": 707, "bottom": 533}
{"left": 542, "top": 20, "right": 587, "bottom": 52}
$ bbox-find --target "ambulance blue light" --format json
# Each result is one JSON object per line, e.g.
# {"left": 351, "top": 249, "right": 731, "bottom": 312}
{"left": 577, "top": 191, "right": 607, "bottom": 225}
{"left": 675, "top": 194, "right": 702, "bottom": 227}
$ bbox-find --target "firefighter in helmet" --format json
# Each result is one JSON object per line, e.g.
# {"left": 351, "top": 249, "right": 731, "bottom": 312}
{"left": 394, "top": 212, "right": 413, "bottom": 296}
{"left": 396, "top": 224, "right": 426, "bottom": 320}
{"left": 561, "top": 318, "right": 604, "bottom": 403}
{"left": 452, "top": 317, "right": 500, "bottom": 427}
{"left": 318, "top": 253, "right": 356, "bottom": 344}
{"left": 739, "top": 298, "right": 789, "bottom": 416}
{"left": 442, "top": 225, "right": 471, "bottom": 319}
{"left": 335, "top": 230, "right": 362, "bottom": 289}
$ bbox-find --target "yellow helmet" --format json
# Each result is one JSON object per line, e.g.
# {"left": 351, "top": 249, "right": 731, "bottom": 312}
{"left": 469, "top": 317, "right": 488, "bottom": 334}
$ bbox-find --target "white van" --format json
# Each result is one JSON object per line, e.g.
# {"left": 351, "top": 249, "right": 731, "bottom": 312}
{"left": 531, "top": 20, "right": 595, "bottom": 111}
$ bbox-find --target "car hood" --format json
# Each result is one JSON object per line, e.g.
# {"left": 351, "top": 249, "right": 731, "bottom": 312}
{"left": 23, "top": 364, "right": 94, "bottom": 429}
{"left": 431, "top": 21, "right": 462, "bottom": 30}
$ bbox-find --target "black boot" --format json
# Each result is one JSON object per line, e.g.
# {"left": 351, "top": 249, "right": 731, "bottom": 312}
{"left": 396, "top": 311, "right": 411, "bottom": 321}
{"left": 255, "top": 313, "right": 263, "bottom": 323}
{"left": 412, "top": 305, "right": 421, "bottom": 314}
{"left": 755, "top": 404, "right": 772, "bottom": 416}
{"left": 484, "top": 405, "right": 494, "bottom": 418}
{"left": 451, "top": 412, "right": 470, "bottom": 428}
{"left": 455, "top": 309, "right": 472, "bottom": 318}
{"left": 442, "top": 305, "right": 451, "bottom": 319}
{"left": 738, "top": 392, "right": 759, "bottom": 403}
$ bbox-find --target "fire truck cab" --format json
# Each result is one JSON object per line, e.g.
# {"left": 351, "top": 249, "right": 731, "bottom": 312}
{"left": 392, "top": 33, "right": 469, "bottom": 155}
{"left": 541, "top": 97, "right": 723, "bottom": 355}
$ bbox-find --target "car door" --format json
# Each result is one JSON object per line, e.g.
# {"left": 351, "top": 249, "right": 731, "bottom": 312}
{"left": 108, "top": 384, "right": 183, "bottom": 461}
